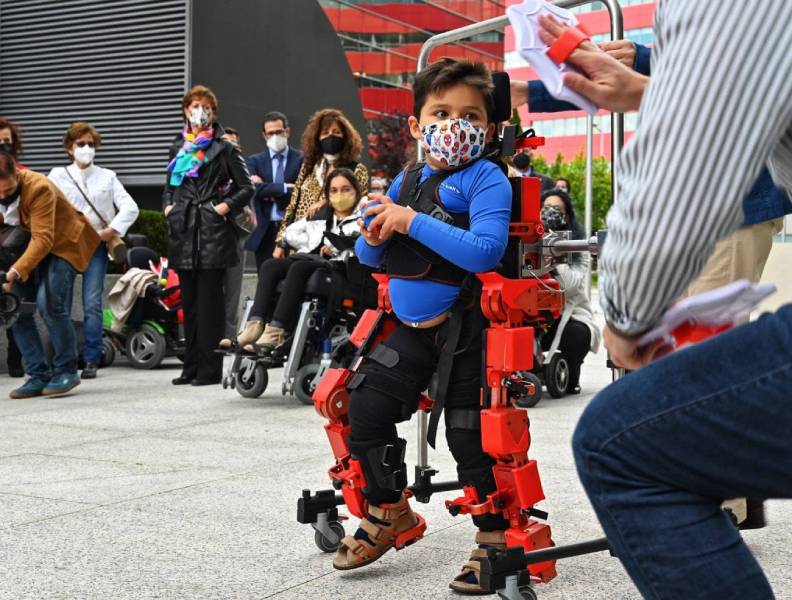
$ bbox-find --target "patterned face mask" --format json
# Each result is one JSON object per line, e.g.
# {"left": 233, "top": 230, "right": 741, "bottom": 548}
{"left": 541, "top": 204, "right": 567, "bottom": 231}
{"left": 421, "top": 118, "right": 487, "bottom": 168}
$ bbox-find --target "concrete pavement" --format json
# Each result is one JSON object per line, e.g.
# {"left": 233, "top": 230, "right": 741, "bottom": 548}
{"left": 0, "top": 347, "right": 790, "bottom": 599}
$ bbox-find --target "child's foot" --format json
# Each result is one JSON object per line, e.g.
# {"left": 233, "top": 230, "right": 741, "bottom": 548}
{"left": 333, "top": 493, "right": 424, "bottom": 570}
{"left": 449, "top": 530, "right": 506, "bottom": 595}
{"left": 220, "top": 320, "right": 265, "bottom": 349}
{"left": 249, "top": 324, "right": 286, "bottom": 354}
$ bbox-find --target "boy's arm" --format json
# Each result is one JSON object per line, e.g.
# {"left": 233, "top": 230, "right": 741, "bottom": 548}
{"left": 407, "top": 166, "right": 511, "bottom": 273}
{"left": 354, "top": 236, "right": 388, "bottom": 268}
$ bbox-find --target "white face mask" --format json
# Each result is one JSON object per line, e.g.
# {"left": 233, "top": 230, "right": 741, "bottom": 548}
{"left": 74, "top": 145, "right": 95, "bottom": 166}
{"left": 188, "top": 106, "right": 211, "bottom": 128}
{"left": 267, "top": 134, "right": 288, "bottom": 153}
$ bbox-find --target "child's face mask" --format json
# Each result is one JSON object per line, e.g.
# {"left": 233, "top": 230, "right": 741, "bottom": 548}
{"left": 541, "top": 205, "right": 567, "bottom": 231}
{"left": 421, "top": 118, "right": 486, "bottom": 168}
{"left": 329, "top": 191, "right": 357, "bottom": 212}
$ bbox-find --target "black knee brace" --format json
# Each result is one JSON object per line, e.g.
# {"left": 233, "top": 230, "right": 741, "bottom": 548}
{"left": 350, "top": 437, "right": 408, "bottom": 505}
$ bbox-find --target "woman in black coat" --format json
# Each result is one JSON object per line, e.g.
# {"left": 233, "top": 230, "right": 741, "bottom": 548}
{"left": 163, "top": 85, "right": 254, "bottom": 386}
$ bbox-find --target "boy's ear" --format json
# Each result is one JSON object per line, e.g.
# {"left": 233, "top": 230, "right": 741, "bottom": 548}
{"left": 484, "top": 122, "right": 497, "bottom": 143}
{"left": 408, "top": 116, "right": 423, "bottom": 142}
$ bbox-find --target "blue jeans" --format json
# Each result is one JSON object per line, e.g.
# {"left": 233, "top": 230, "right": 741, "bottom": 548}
{"left": 82, "top": 243, "right": 108, "bottom": 365}
{"left": 572, "top": 305, "right": 792, "bottom": 599}
{"left": 12, "top": 256, "right": 78, "bottom": 379}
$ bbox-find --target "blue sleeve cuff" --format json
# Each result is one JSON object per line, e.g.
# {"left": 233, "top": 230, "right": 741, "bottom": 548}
{"left": 528, "top": 80, "right": 579, "bottom": 113}
{"left": 634, "top": 43, "right": 652, "bottom": 76}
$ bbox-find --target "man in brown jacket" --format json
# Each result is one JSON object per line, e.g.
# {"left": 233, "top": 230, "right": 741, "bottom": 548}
{"left": 0, "top": 152, "right": 100, "bottom": 398}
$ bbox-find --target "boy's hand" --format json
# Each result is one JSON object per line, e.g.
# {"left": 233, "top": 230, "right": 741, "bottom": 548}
{"left": 364, "top": 195, "right": 416, "bottom": 242}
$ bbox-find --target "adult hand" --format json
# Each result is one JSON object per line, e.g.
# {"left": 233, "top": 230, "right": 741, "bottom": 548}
{"left": 365, "top": 195, "right": 416, "bottom": 241}
{"left": 599, "top": 39, "right": 637, "bottom": 68}
{"left": 273, "top": 246, "right": 285, "bottom": 259}
{"left": 2, "top": 267, "right": 19, "bottom": 292}
{"left": 320, "top": 245, "right": 334, "bottom": 257}
{"left": 603, "top": 323, "right": 673, "bottom": 370}
{"left": 511, "top": 80, "right": 529, "bottom": 109}
{"left": 306, "top": 200, "right": 326, "bottom": 217}
{"left": 538, "top": 15, "right": 647, "bottom": 112}
{"left": 251, "top": 175, "right": 264, "bottom": 185}
{"left": 214, "top": 202, "right": 231, "bottom": 216}
{"left": 98, "top": 227, "right": 117, "bottom": 242}
{"left": 164, "top": 205, "right": 174, "bottom": 217}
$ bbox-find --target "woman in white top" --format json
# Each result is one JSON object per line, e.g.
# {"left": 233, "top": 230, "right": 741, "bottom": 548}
{"left": 540, "top": 188, "right": 601, "bottom": 394}
{"left": 49, "top": 122, "right": 139, "bottom": 379}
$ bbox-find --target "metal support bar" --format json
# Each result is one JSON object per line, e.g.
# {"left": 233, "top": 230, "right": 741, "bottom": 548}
{"left": 523, "top": 536, "right": 610, "bottom": 565}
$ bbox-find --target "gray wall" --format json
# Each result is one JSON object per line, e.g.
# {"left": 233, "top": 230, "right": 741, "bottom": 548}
{"left": 190, "top": 0, "right": 368, "bottom": 161}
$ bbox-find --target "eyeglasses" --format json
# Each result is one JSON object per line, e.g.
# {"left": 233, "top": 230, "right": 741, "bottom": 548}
{"left": 76, "top": 141, "right": 95, "bottom": 148}
{"left": 264, "top": 129, "right": 286, "bottom": 137}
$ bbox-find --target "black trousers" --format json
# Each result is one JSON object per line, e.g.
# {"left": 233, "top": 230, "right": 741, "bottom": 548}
{"left": 250, "top": 256, "right": 328, "bottom": 330}
{"left": 178, "top": 268, "right": 225, "bottom": 381}
{"left": 347, "top": 306, "right": 509, "bottom": 531}
{"left": 253, "top": 224, "right": 279, "bottom": 273}
{"left": 541, "top": 317, "right": 591, "bottom": 387}
{"left": 5, "top": 328, "right": 22, "bottom": 371}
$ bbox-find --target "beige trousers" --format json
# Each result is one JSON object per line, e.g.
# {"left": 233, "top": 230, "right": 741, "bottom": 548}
{"left": 686, "top": 217, "right": 783, "bottom": 522}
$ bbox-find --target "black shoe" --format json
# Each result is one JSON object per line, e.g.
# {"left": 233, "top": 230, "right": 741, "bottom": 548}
{"left": 569, "top": 384, "right": 581, "bottom": 395}
{"left": 172, "top": 375, "right": 195, "bottom": 385}
{"left": 191, "top": 378, "right": 221, "bottom": 386}
{"left": 7, "top": 365, "right": 24, "bottom": 378}
{"left": 740, "top": 499, "right": 766, "bottom": 530}
{"left": 81, "top": 363, "right": 98, "bottom": 379}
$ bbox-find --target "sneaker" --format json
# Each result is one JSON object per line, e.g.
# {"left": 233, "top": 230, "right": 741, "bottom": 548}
{"left": 9, "top": 377, "right": 49, "bottom": 399}
{"left": 81, "top": 363, "right": 98, "bottom": 379}
{"left": 42, "top": 373, "right": 81, "bottom": 397}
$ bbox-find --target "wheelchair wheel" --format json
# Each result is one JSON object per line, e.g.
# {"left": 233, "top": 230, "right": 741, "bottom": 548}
{"left": 497, "top": 586, "right": 537, "bottom": 600}
{"left": 235, "top": 360, "right": 268, "bottom": 398}
{"left": 100, "top": 336, "right": 116, "bottom": 368}
{"left": 544, "top": 353, "right": 570, "bottom": 399}
{"left": 125, "top": 324, "right": 167, "bottom": 369}
{"left": 294, "top": 363, "right": 321, "bottom": 406}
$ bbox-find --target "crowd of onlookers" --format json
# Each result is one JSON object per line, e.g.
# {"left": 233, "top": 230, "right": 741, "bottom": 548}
{"left": 0, "top": 83, "right": 593, "bottom": 398}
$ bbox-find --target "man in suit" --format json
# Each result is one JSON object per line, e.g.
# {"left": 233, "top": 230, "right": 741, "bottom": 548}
{"left": 245, "top": 112, "right": 303, "bottom": 271}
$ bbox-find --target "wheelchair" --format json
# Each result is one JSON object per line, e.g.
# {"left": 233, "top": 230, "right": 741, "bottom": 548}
{"left": 220, "top": 255, "right": 379, "bottom": 403}
{"left": 102, "top": 245, "right": 185, "bottom": 369}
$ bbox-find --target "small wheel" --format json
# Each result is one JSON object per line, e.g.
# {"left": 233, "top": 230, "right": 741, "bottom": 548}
{"left": 544, "top": 353, "right": 570, "bottom": 399}
{"left": 314, "top": 521, "right": 345, "bottom": 553}
{"left": 100, "top": 336, "right": 116, "bottom": 368}
{"left": 514, "top": 371, "right": 542, "bottom": 408}
{"left": 235, "top": 360, "right": 268, "bottom": 398}
{"left": 125, "top": 324, "right": 167, "bottom": 369}
{"left": 496, "top": 586, "right": 537, "bottom": 600}
{"left": 294, "top": 363, "right": 321, "bottom": 405}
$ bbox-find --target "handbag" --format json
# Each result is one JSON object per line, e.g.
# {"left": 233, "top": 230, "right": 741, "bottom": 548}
{"left": 64, "top": 168, "right": 127, "bottom": 263}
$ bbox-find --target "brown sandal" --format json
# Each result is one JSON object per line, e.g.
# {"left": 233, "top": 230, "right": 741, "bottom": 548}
{"left": 449, "top": 530, "right": 506, "bottom": 595}
{"left": 333, "top": 493, "right": 426, "bottom": 570}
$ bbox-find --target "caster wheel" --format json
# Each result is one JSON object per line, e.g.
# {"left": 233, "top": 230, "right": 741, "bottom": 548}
{"left": 497, "top": 586, "right": 537, "bottom": 600}
{"left": 545, "top": 353, "right": 570, "bottom": 399}
{"left": 100, "top": 337, "right": 116, "bottom": 368}
{"left": 314, "top": 521, "right": 345, "bottom": 553}
{"left": 514, "top": 371, "right": 543, "bottom": 408}
{"left": 235, "top": 360, "right": 268, "bottom": 398}
{"left": 294, "top": 363, "right": 321, "bottom": 405}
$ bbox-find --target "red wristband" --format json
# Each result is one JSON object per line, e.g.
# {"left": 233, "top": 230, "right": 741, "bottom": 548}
{"left": 546, "top": 27, "right": 590, "bottom": 64}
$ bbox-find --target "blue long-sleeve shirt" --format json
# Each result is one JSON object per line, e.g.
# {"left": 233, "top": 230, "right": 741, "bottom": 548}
{"left": 527, "top": 43, "right": 791, "bottom": 226}
{"left": 356, "top": 159, "right": 511, "bottom": 323}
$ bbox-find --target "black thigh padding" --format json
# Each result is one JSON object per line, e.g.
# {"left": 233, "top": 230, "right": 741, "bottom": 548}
{"left": 368, "top": 343, "right": 400, "bottom": 369}
{"left": 355, "top": 438, "right": 408, "bottom": 495}
{"left": 445, "top": 408, "right": 481, "bottom": 431}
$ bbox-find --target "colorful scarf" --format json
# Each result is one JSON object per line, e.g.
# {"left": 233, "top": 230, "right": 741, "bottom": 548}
{"left": 167, "top": 127, "right": 214, "bottom": 186}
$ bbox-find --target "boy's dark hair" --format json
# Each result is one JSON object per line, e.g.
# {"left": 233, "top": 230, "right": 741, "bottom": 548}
{"left": 262, "top": 111, "right": 288, "bottom": 129}
{"left": 413, "top": 58, "right": 495, "bottom": 123}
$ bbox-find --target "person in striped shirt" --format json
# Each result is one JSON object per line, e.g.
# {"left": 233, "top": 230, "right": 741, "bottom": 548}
{"left": 537, "top": 3, "right": 792, "bottom": 598}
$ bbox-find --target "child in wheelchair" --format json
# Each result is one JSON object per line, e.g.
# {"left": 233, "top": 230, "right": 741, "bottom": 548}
{"left": 220, "top": 167, "right": 363, "bottom": 355}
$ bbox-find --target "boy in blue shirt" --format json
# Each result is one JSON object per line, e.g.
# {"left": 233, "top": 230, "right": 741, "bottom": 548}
{"left": 333, "top": 58, "right": 513, "bottom": 595}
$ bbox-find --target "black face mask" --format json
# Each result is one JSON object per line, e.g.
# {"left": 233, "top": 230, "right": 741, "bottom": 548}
{"left": 541, "top": 205, "right": 567, "bottom": 231}
{"left": 0, "top": 142, "right": 15, "bottom": 157}
{"left": 512, "top": 152, "right": 531, "bottom": 170}
{"left": 0, "top": 183, "right": 20, "bottom": 207}
{"left": 320, "top": 134, "right": 345, "bottom": 155}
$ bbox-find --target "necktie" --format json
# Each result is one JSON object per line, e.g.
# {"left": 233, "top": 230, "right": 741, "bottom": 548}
{"left": 271, "top": 153, "right": 286, "bottom": 221}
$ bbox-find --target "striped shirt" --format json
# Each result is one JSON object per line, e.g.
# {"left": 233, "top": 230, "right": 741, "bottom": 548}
{"left": 600, "top": 0, "right": 792, "bottom": 335}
